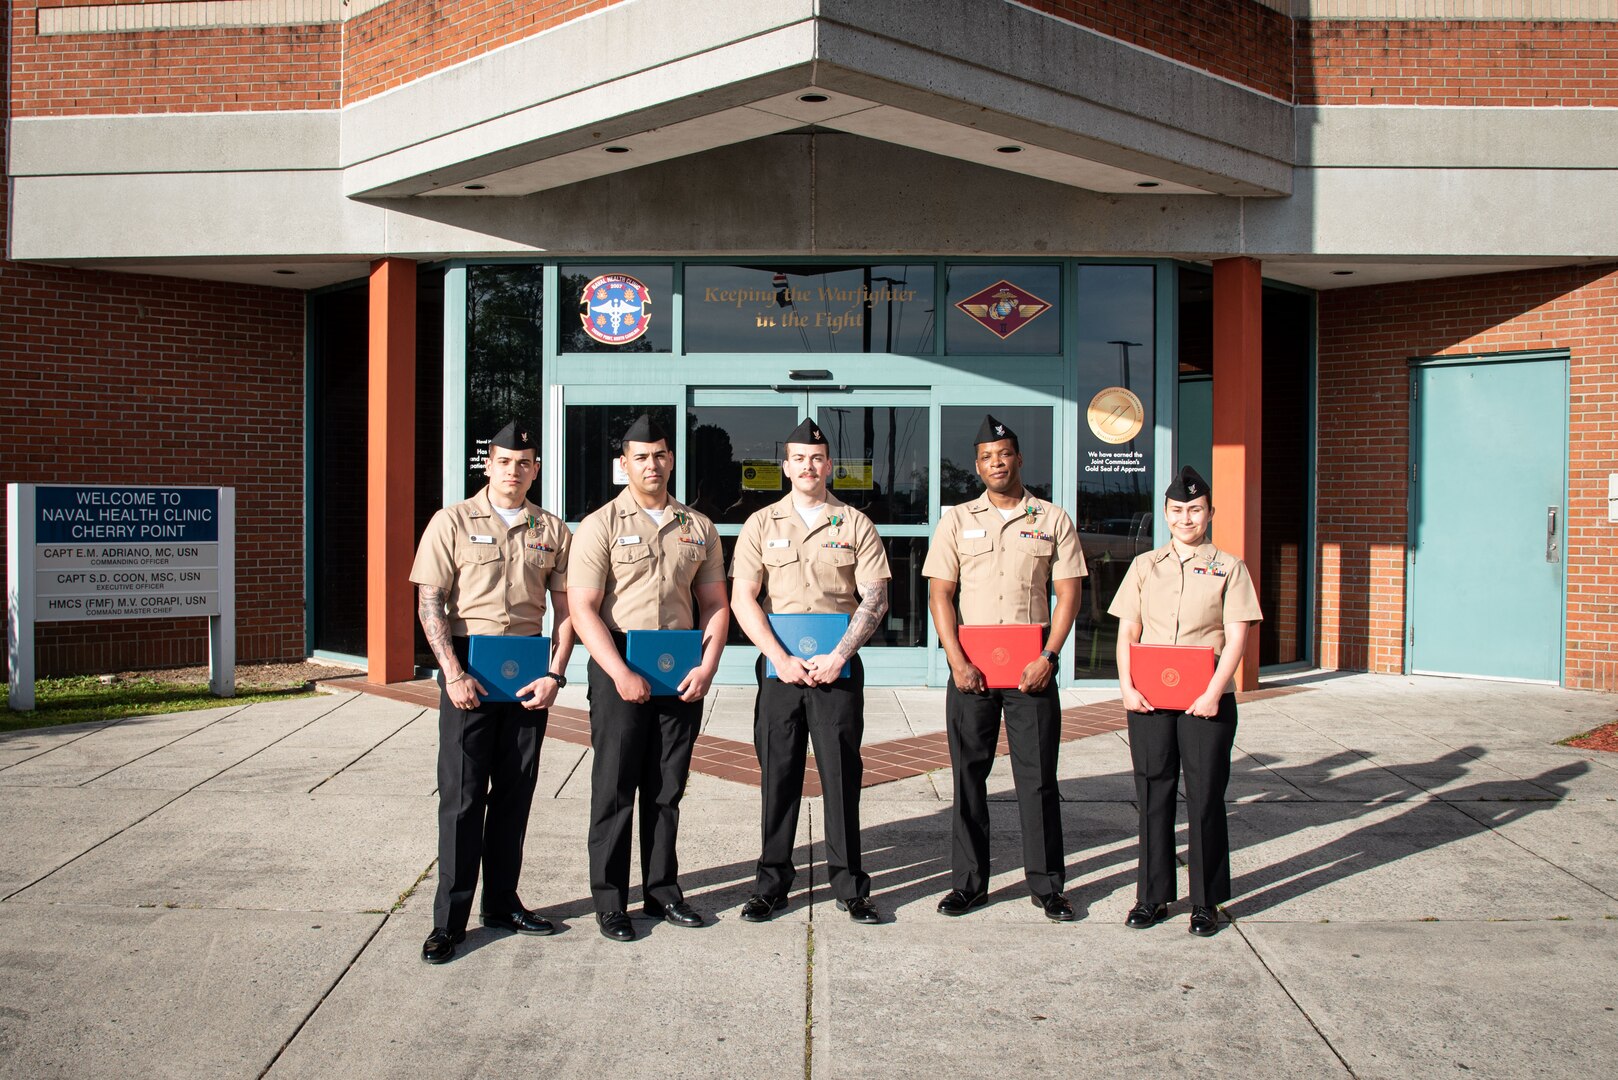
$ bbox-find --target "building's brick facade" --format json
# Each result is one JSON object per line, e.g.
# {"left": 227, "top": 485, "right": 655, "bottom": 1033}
{"left": 11, "top": 1, "right": 341, "bottom": 116}
{"left": 1316, "top": 264, "right": 1618, "bottom": 692}
{"left": 11, "top": 1, "right": 1618, "bottom": 117}
{"left": 0, "top": 45, "right": 308, "bottom": 674}
{"left": 1297, "top": 20, "right": 1618, "bottom": 107}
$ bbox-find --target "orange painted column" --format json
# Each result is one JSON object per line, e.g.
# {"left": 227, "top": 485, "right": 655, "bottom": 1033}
{"left": 1211, "top": 257, "right": 1262, "bottom": 692}
{"left": 367, "top": 258, "right": 417, "bottom": 683}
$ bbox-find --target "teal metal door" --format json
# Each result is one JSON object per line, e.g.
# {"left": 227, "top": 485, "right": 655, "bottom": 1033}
{"left": 1408, "top": 354, "right": 1566, "bottom": 682}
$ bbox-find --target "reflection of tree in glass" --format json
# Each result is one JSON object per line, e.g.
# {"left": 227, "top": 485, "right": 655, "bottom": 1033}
{"left": 467, "top": 267, "right": 544, "bottom": 475}
{"left": 559, "top": 273, "right": 656, "bottom": 354}
{"left": 686, "top": 421, "right": 736, "bottom": 519}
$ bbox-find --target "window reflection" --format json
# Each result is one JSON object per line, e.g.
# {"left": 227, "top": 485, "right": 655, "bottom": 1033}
{"left": 1072, "top": 264, "right": 1156, "bottom": 679}
{"left": 466, "top": 265, "right": 544, "bottom": 480}
{"left": 684, "top": 264, "right": 935, "bottom": 353}
{"left": 939, "top": 406, "right": 1053, "bottom": 507}
{"left": 563, "top": 404, "right": 679, "bottom": 521}
{"left": 686, "top": 406, "right": 797, "bottom": 524}
{"left": 815, "top": 406, "right": 929, "bottom": 525}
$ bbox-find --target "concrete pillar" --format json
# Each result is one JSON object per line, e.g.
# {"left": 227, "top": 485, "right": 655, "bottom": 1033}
{"left": 367, "top": 257, "right": 416, "bottom": 683}
{"left": 1211, "top": 256, "right": 1262, "bottom": 692}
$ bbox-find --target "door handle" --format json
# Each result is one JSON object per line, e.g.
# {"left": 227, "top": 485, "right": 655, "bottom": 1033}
{"left": 1546, "top": 506, "right": 1560, "bottom": 563}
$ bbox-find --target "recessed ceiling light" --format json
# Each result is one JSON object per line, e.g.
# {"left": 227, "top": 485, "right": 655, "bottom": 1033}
{"left": 463, "top": 184, "right": 486, "bottom": 191}
{"left": 1331, "top": 270, "right": 1355, "bottom": 276}
{"left": 604, "top": 146, "right": 631, "bottom": 154}
{"left": 1135, "top": 181, "right": 1161, "bottom": 188}
{"left": 272, "top": 269, "right": 296, "bottom": 275}
{"left": 995, "top": 145, "right": 1023, "bottom": 154}
{"left": 798, "top": 93, "right": 828, "bottom": 103}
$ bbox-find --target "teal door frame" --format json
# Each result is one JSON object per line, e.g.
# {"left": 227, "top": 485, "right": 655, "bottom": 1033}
{"left": 1404, "top": 348, "right": 1569, "bottom": 683}
{"left": 435, "top": 257, "right": 1182, "bottom": 688}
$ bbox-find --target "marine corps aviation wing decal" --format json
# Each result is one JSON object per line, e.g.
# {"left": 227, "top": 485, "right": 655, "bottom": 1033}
{"left": 954, "top": 279, "right": 1050, "bottom": 340}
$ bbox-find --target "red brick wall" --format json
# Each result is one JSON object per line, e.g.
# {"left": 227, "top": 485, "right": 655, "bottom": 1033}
{"left": 1, "top": 21, "right": 309, "bottom": 674}
{"left": 1298, "top": 20, "right": 1618, "bottom": 107}
{"left": 10, "top": 1, "right": 341, "bottom": 116}
{"left": 1024, "top": 0, "right": 1294, "bottom": 101}
{"left": 343, "top": 0, "right": 628, "bottom": 104}
{"left": 1316, "top": 264, "right": 1618, "bottom": 691}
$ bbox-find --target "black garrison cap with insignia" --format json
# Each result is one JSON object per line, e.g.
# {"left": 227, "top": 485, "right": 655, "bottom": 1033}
{"left": 489, "top": 421, "right": 536, "bottom": 452}
{"left": 784, "top": 416, "right": 828, "bottom": 448}
{"left": 974, "top": 413, "right": 1018, "bottom": 446}
{"left": 622, "top": 413, "right": 669, "bottom": 446}
{"left": 1166, "top": 465, "right": 1211, "bottom": 502}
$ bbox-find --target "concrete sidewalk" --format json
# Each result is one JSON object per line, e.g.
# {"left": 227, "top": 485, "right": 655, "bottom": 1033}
{"left": 2, "top": 673, "right": 1616, "bottom": 1078}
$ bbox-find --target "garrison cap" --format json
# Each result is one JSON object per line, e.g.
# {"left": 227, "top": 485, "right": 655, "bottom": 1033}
{"left": 784, "top": 417, "right": 828, "bottom": 448}
{"left": 974, "top": 413, "right": 1018, "bottom": 446}
{"left": 622, "top": 413, "right": 669, "bottom": 446}
{"left": 1166, "top": 465, "right": 1210, "bottom": 503}
{"left": 489, "top": 421, "right": 536, "bottom": 452}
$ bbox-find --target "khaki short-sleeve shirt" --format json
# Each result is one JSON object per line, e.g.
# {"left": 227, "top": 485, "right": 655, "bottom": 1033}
{"left": 567, "top": 488, "right": 725, "bottom": 632}
{"left": 922, "top": 492, "right": 1087, "bottom": 625}
{"left": 730, "top": 493, "right": 890, "bottom": 615}
{"left": 1106, "top": 541, "right": 1263, "bottom": 654}
{"left": 408, "top": 486, "right": 570, "bottom": 637}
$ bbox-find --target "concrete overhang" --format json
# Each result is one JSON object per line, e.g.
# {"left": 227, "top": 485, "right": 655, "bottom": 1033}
{"left": 339, "top": 0, "right": 1293, "bottom": 200}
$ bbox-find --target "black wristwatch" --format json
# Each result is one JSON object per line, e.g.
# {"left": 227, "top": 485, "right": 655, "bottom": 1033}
{"left": 1039, "top": 649, "right": 1059, "bottom": 665}
{"left": 544, "top": 671, "right": 567, "bottom": 688}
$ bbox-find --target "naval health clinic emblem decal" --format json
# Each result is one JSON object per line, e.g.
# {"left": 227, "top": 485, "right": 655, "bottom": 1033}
{"left": 580, "top": 273, "right": 651, "bottom": 345}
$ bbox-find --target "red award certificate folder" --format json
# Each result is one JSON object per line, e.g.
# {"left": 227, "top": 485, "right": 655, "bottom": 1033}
{"left": 957, "top": 624, "right": 1044, "bottom": 689}
{"left": 1129, "top": 643, "right": 1217, "bottom": 711}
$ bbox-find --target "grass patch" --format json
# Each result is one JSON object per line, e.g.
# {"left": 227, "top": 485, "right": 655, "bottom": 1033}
{"left": 1, "top": 674, "right": 316, "bottom": 732}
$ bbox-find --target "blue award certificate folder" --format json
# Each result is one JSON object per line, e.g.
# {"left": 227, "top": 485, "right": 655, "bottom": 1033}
{"left": 625, "top": 629, "right": 703, "bottom": 698}
{"left": 765, "top": 613, "right": 852, "bottom": 679}
{"left": 467, "top": 635, "right": 551, "bottom": 702}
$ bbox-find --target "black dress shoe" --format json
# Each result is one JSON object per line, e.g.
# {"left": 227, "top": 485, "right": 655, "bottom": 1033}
{"left": 1032, "top": 892, "right": 1076, "bottom": 922}
{"left": 421, "top": 927, "right": 465, "bottom": 965}
{"left": 1125, "top": 901, "right": 1169, "bottom": 929}
{"left": 597, "top": 910, "right": 636, "bottom": 942}
{"left": 936, "top": 890, "right": 988, "bottom": 917}
{"left": 837, "top": 896, "right": 881, "bottom": 924}
{"left": 479, "top": 908, "right": 555, "bottom": 936}
{"left": 739, "top": 894, "right": 788, "bottom": 923}
{"left": 1188, "top": 905, "right": 1220, "bottom": 937}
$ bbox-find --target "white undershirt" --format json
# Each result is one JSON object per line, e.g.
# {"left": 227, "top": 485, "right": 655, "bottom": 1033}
{"left": 491, "top": 504, "right": 526, "bottom": 528}
{"left": 997, "top": 506, "right": 1019, "bottom": 521}
{"left": 643, "top": 506, "right": 669, "bottom": 526}
{"left": 796, "top": 503, "right": 827, "bottom": 529}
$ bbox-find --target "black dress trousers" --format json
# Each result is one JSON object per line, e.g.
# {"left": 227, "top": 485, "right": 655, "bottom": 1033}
{"left": 752, "top": 654, "right": 870, "bottom": 903}
{"left": 1126, "top": 693, "right": 1238, "bottom": 907}
{"left": 945, "top": 680, "right": 1065, "bottom": 898}
{"left": 585, "top": 653, "right": 702, "bottom": 913}
{"left": 434, "top": 637, "right": 545, "bottom": 931}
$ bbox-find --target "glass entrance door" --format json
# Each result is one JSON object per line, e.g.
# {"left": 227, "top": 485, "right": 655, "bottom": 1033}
{"left": 684, "top": 388, "right": 931, "bottom": 683}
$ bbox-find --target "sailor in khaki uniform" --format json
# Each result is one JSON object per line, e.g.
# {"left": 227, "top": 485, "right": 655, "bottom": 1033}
{"left": 730, "top": 417, "right": 890, "bottom": 925}
{"left": 410, "top": 421, "right": 575, "bottom": 964}
{"left": 923, "top": 414, "right": 1086, "bottom": 921}
{"left": 567, "top": 415, "right": 729, "bottom": 943}
{"left": 1108, "top": 465, "right": 1262, "bottom": 937}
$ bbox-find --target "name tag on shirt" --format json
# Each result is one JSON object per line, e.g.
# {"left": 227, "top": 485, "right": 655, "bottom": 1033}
{"left": 962, "top": 529, "right": 987, "bottom": 539}
{"left": 469, "top": 534, "right": 496, "bottom": 544}
{"left": 767, "top": 538, "right": 791, "bottom": 549}
{"left": 617, "top": 535, "right": 642, "bottom": 546}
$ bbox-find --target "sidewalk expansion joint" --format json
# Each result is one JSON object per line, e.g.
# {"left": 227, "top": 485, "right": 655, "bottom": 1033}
{"left": 1233, "top": 919, "right": 1359, "bottom": 1078}
{"left": 256, "top": 910, "right": 390, "bottom": 1080}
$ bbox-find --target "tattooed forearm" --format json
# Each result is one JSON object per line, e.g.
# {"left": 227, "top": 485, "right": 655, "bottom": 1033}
{"left": 832, "top": 580, "right": 889, "bottom": 662}
{"left": 417, "top": 585, "right": 465, "bottom": 680}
